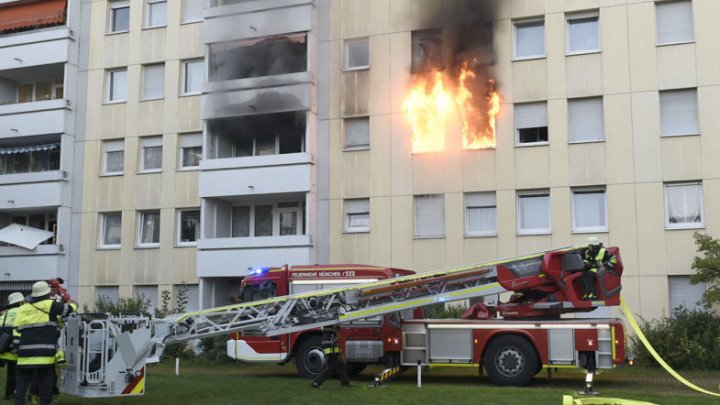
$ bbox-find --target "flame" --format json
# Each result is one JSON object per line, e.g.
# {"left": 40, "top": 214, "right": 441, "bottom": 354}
{"left": 402, "top": 71, "right": 453, "bottom": 153}
{"left": 403, "top": 63, "right": 500, "bottom": 153}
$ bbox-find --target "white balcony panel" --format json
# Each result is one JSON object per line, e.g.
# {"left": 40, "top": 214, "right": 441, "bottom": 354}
{"left": 0, "top": 100, "right": 67, "bottom": 138}
{"left": 201, "top": 83, "right": 311, "bottom": 120}
{"left": 197, "top": 235, "right": 312, "bottom": 278}
{"left": 0, "top": 171, "right": 65, "bottom": 186}
{"left": 0, "top": 181, "right": 64, "bottom": 209}
{"left": 0, "top": 38, "right": 70, "bottom": 70}
{"left": 204, "top": 71, "right": 312, "bottom": 94}
{"left": 199, "top": 156, "right": 312, "bottom": 198}
{"left": 204, "top": 2, "right": 312, "bottom": 43}
{"left": 0, "top": 245, "right": 62, "bottom": 281}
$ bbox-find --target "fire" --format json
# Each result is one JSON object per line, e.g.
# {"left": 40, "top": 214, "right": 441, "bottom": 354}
{"left": 403, "top": 63, "right": 500, "bottom": 153}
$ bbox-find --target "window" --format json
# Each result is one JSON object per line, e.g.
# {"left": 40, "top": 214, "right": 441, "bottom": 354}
{"left": 572, "top": 188, "right": 607, "bottom": 232}
{"left": 182, "top": 60, "right": 203, "bottom": 95}
{"left": 182, "top": 0, "right": 203, "bottom": 23}
{"left": 568, "top": 97, "right": 604, "bottom": 143}
{"left": 514, "top": 19, "right": 545, "bottom": 59}
{"left": 176, "top": 284, "right": 200, "bottom": 312}
{"left": 0, "top": 143, "right": 60, "bottom": 175}
{"left": 514, "top": 102, "right": 548, "bottom": 145}
{"left": 344, "top": 199, "right": 370, "bottom": 233}
{"left": 345, "top": 39, "right": 369, "bottom": 70}
{"left": 178, "top": 209, "right": 200, "bottom": 245}
{"left": 135, "top": 286, "right": 158, "bottom": 312}
{"left": 6, "top": 212, "right": 57, "bottom": 245}
{"left": 138, "top": 211, "right": 161, "bottom": 246}
{"left": 517, "top": 191, "right": 550, "bottom": 234}
{"left": 209, "top": 35, "right": 307, "bottom": 81}
{"left": 344, "top": 117, "right": 370, "bottom": 149}
{"left": 96, "top": 286, "right": 119, "bottom": 303}
{"left": 656, "top": 0, "right": 694, "bottom": 45}
{"left": 102, "top": 140, "right": 124, "bottom": 175}
{"left": 664, "top": 182, "right": 703, "bottom": 229}
{"left": 100, "top": 212, "right": 122, "bottom": 248}
{"left": 109, "top": 1, "right": 130, "bottom": 33}
{"left": 465, "top": 192, "right": 496, "bottom": 236}
{"left": 660, "top": 89, "right": 698, "bottom": 136}
{"left": 16, "top": 80, "right": 63, "bottom": 103}
{"left": 412, "top": 29, "right": 442, "bottom": 72}
{"left": 669, "top": 276, "right": 706, "bottom": 312}
{"left": 139, "top": 137, "right": 163, "bottom": 172}
{"left": 142, "top": 64, "right": 165, "bottom": 100}
{"left": 107, "top": 69, "right": 127, "bottom": 102}
{"left": 179, "top": 133, "right": 202, "bottom": 169}
{"left": 146, "top": 0, "right": 167, "bottom": 28}
{"left": 566, "top": 12, "right": 600, "bottom": 54}
{"left": 231, "top": 202, "right": 303, "bottom": 237}
{"left": 414, "top": 194, "right": 445, "bottom": 238}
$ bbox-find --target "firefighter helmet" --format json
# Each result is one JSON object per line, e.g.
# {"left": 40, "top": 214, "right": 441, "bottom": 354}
{"left": 7, "top": 292, "right": 24, "bottom": 305}
{"left": 587, "top": 236, "right": 601, "bottom": 246}
{"left": 31, "top": 281, "right": 51, "bottom": 297}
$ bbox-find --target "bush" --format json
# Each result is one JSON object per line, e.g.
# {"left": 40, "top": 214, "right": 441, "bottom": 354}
{"left": 85, "top": 295, "right": 151, "bottom": 315}
{"left": 197, "top": 336, "right": 234, "bottom": 364}
{"left": 630, "top": 306, "right": 720, "bottom": 370}
{"left": 425, "top": 303, "right": 467, "bottom": 319}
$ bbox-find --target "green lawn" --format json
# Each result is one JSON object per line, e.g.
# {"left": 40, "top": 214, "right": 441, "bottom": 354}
{"left": 5, "top": 361, "right": 718, "bottom": 405}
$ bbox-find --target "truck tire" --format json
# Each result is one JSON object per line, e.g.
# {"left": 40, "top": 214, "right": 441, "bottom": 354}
{"left": 295, "top": 335, "right": 326, "bottom": 379}
{"left": 346, "top": 362, "right": 367, "bottom": 376}
{"left": 483, "top": 335, "right": 539, "bottom": 386}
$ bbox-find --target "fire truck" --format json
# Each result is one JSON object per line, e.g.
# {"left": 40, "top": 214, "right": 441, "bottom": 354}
{"left": 57, "top": 245, "right": 630, "bottom": 397}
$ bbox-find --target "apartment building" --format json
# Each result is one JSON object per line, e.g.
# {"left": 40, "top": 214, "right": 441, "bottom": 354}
{"left": 0, "top": 0, "right": 85, "bottom": 302}
{"left": 76, "top": 0, "right": 205, "bottom": 310}
{"left": 322, "top": 0, "right": 718, "bottom": 320}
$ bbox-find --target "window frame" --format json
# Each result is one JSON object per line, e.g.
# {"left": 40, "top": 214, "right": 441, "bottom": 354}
{"left": 106, "top": 69, "right": 128, "bottom": 103}
{"left": 141, "top": 63, "right": 165, "bottom": 101}
{"left": 464, "top": 192, "right": 497, "bottom": 237}
{"left": 145, "top": 0, "right": 168, "bottom": 29}
{"left": 513, "top": 18, "right": 546, "bottom": 61}
{"left": 108, "top": 0, "right": 130, "bottom": 34}
{"left": 345, "top": 38, "right": 370, "bottom": 71}
{"left": 177, "top": 208, "right": 201, "bottom": 246}
{"left": 655, "top": 0, "right": 695, "bottom": 46}
{"left": 137, "top": 210, "right": 161, "bottom": 248}
{"left": 230, "top": 202, "right": 305, "bottom": 238}
{"left": 514, "top": 102, "right": 549, "bottom": 146}
{"left": 181, "top": 59, "right": 204, "bottom": 96}
{"left": 571, "top": 187, "right": 608, "bottom": 233}
{"left": 659, "top": 88, "right": 699, "bottom": 137}
{"left": 178, "top": 133, "right": 202, "bottom": 170}
{"left": 102, "top": 139, "right": 125, "bottom": 176}
{"left": 99, "top": 212, "right": 122, "bottom": 249}
{"left": 664, "top": 182, "right": 704, "bottom": 230}
{"left": 139, "top": 136, "right": 163, "bottom": 173}
{"left": 517, "top": 190, "right": 551, "bottom": 235}
{"left": 343, "top": 116, "right": 370, "bottom": 150}
{"left": 565, "top": 11, "right": 601, "bottom": 56}
{"left": 344, "top": 198, "right": 370, "bottom": 233}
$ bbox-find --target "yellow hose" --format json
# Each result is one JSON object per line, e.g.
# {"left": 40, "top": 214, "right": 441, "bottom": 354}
{"left": 619, "top": 296, "right": 720, "bottom": 397}
{"left": 562, "top": 395, "right": 657, "bottom": 405}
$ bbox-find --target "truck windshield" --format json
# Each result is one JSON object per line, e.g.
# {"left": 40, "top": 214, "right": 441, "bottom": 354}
{"left": 241, "top": 281, "right": 277, "bottom": 303}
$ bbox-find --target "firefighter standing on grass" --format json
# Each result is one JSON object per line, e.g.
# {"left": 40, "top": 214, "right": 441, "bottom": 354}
{"left": 582, "top": 237, "right": 618, "bottom": 300}
{"left": 0, "top": 292, "right": 25, "bottom": 400}
{"left": 311, "top": 324, "right": 350, "bottom": 388}
{"left": 12, "top": 281, "right": 77, "bottom": 405}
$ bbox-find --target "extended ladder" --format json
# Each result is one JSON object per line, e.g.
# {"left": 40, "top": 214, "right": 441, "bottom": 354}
{"left": 147, "top": 249, "right": 570, "bottom": 361}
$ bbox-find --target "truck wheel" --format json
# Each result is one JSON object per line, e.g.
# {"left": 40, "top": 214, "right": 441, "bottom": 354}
{"left": 483, "top": 335, "right": 539, "bottom": 386}
{"left": 295, "top": 335, "right": 326, "bottom": 379}
{"left": 346, "top": 362, "right": 367, "bottom": 376}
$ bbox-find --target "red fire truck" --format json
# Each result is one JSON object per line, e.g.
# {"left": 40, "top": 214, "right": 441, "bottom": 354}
{"left": 228, "top": 247, "right": 630, "bottom": 386}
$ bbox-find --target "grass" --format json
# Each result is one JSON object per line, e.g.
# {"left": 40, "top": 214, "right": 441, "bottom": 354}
{"left": 4, "top": 360, "right": 719, "bottom": 405}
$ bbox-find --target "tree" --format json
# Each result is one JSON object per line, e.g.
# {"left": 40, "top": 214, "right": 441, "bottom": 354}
{"left": 691, "top": 232, "right": 720, "bottom": 309}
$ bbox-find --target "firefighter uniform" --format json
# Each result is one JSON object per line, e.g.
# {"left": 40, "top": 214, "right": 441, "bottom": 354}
{"left": 582, "top": 237, "right": 618, "bottom": 300}
{"left": 311, "top": 325, "right": 349, "bottom": 388}
{"left": 0, "top": 292, "right": 25, "bottom": 400}
{"left": 13, "top": 281, "right": 77, "bottom": 405}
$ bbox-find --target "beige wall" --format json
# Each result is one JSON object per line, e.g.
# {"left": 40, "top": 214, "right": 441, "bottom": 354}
{"left": 79, "top": 0, "right": 202, "bottom": 307}
{"left": 327, "top": 0, "right": 719, "bottom": 320}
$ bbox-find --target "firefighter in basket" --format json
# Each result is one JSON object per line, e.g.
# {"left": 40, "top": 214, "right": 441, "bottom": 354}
{"left": 582, "top": 237, "right": 618, "bottom": 300}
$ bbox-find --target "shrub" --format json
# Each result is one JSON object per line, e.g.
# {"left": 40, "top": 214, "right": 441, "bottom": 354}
{"left": 425, "top": 303, "right": 467, "bottom": 319}
{"left": 630, "top": 306, "right": 720, "bottom": 370}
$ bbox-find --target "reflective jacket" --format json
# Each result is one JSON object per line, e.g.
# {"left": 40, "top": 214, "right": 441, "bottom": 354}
{"left": 13, "top": 299, "right": 77, "bottom": 367}
{"left": 584, "top": 247, "right": 618, "bottom": 273}
{"left": 0, "top": 307, "right": 19, "bottom": 361}
{"left": 321, "top": 327, "right": 341, "bottom": 356}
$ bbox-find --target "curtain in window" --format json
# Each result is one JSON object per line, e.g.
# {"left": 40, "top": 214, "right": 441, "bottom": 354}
{"left": 568, "top": 17, "right": 599, "bottom": 53}
{"left": 231, "top": 206, "right": 250, "bottom": 237}
{"left": 254, "top": 205, "right": 273, "bottom": 236}
{"left": 568, "top": 97, "right": 604, "bottom": 142}
{"left": 106, "top": 151, "right": 124, "bottom": 173}
{"left": 141, "top": 212, "right": 160, "bottom": 244}
{"left": 465, "top": 193, "right": 496, "bottom": 234}
{"left": 666, "top": 184, "right": 702, "bottom": 224}
{"left": 143, "top": 146, "right": 162, "bottom": 170}
{"left": 185, "top": 61, "right": 203, "bottom": 93}
{"left": 148, "top": 0, "right": 167, "bottom": 27}
{"left": 103, "top": 214, "right": 122, "bottom": 245}
{"left": 519, "top": 194, "right": 549, "bottom": 231}
{"left": 345, "top": 199, "right": 370, "bottom": 230}
{"left": 279, "top": 211, "right": 298, "bottom": 235}
{"left": 110, "top": 70, "right": 127, "bottom": 101}
{"left": 574, "top": 191, "right": 606, "bottom": 229}
{"left": 515, "top": 21, "right": 544, "bottom": 58}
{"left": 660, "top": 89, "right": 698, "bottom": 136}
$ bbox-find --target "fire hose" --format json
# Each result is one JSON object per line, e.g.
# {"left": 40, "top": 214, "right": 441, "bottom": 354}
{"left": 619, "top": 295, "right": 720, "bottom": 398}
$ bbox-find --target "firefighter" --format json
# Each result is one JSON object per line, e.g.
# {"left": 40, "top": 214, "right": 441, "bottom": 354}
{"left": 0, "top": 292, "right": 25, "bottom": 400}
{"left": 13, "top": 281, "right": 77, "bottom": 405}
{"left": 582, "top": 237, "right": 618, "bottom": 300}
{"left": 311, "top": 324, "right": 350, "bottom": 388}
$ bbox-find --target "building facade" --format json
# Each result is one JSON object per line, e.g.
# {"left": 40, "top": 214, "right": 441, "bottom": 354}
{"left": 0, "top": 0, "right": 85, "bottom": 301}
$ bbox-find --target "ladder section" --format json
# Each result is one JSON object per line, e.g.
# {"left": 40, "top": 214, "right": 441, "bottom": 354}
{"left": 151, "top": 254, "right": 540, "bottom": 350}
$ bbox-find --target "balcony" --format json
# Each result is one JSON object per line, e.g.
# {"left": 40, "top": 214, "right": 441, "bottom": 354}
{"left": 204, "top": 0, "right": 313, "bottom": 43}
{"left": 0, "top": 244, "right": 63, "bottom": 281}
